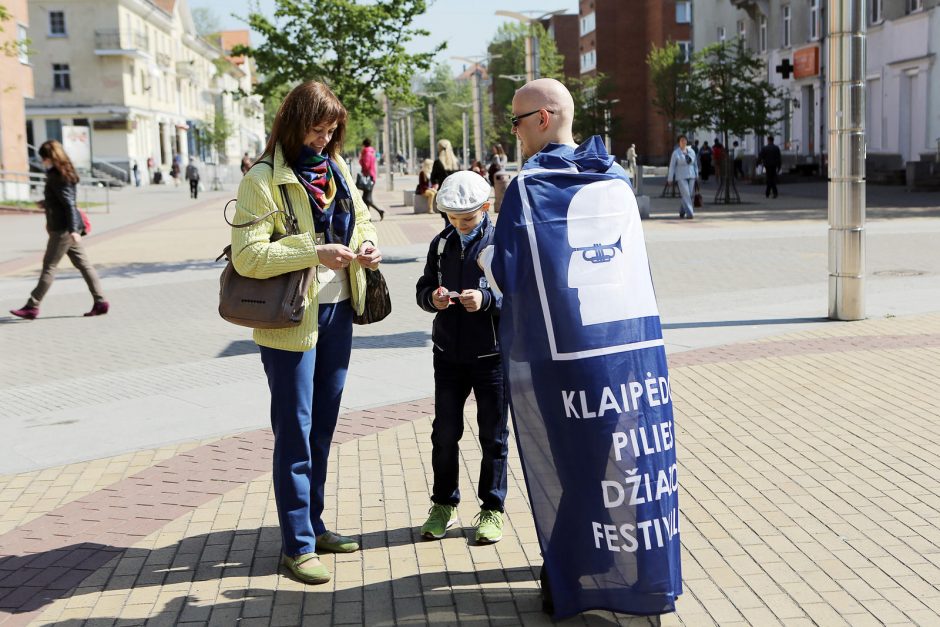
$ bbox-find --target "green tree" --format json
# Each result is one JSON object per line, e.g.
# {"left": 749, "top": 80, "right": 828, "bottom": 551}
{"left": 567, "top": 72, "right": 618, "bottom": 146}
{"left": 203, "top": 109, "right": 234, "bottom": 163}
{"left": 233, "top": 0, "right": 443, "bottom": 120}
{"left": 647, "top": 41, "right": 694, "bottom": 139}
{"left": 191, "top": 7, "right": 221, "bottom": 36}
{"left": 412, "top": 64, "right": 473, "bottom": 162}
{"left": 689, "top": 39, "right": 785, "bottom": 203}
{"left": 486, "top": 22, "right": 563, "bottom": 150}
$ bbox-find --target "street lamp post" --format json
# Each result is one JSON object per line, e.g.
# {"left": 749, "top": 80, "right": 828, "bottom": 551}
{"left": 455, "top": 103, "right": 472, "bottom": 168}
{"left": 418, "top": 91, "right": 444, "bottom": 160}
{"left": 382, "top": 94, "right": 393, "bottom": 191}
{"left": 453, "top": 55, "right": 501, "bottom": 164}
{"left": 499, "top": 73, "right": 527, "bottom": 168}
{"left": 598, "top": 98, "right": 620, "bottom": 154}
{"left": 495, "top": 9, "right": 565, "bottom": 82}
{"left": 828, "top": 0, "right": 866, "bottom": 320}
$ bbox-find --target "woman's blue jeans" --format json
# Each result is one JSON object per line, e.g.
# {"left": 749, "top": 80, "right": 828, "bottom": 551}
{"left": 259, "top": 301, "right": 353, "bottom": 557}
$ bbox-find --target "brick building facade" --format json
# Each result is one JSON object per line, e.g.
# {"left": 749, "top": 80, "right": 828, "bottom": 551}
{"left": 579, "top": 0, "right": 691, "bottom": 162}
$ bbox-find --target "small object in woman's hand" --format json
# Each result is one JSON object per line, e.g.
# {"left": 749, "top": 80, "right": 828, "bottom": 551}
{"left": 446, "top": 291, "right": 460, "bottom": 299}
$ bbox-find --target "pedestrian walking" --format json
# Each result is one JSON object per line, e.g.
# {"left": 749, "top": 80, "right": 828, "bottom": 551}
{"left": 668, "top": 134, "right": 699, "bottom": 219}
{"left": 758, "top": 135, "right": 782, "bottom": 198}
{"left": 132, "top": 160, "right": 141, "bottom": 187}
{"left": 240, "top": 152, "right": 252, "bottom": 176}
{"left": 625, "top": 143, "right": 638, "bottom": 186}
{"left": 711, "top": 139, "right": 724, "bottom": 181}
{"left": 415, "top": 171, "right": 508, "bottom": 545}
{"left": 698, "top": 141, "right": 712, "bottom": 181}
{"left": 732, "top": 140, "right": 745, "bottom": 179}
{"left": 146, "top": 156, "right": 154, "bottom": 184}
{"left": 432, "top": 139, "right": 460, "bottom": 224}
{"left": 170, "top": 158, "right": 181, "bottom": 187}
{"left": 357, "top": 138, "right": 385, "bottom": 220}
{"left": 185, "top": 159, "right": 200, "bottom": 199}
{"left": 477, "top": 78, "right": 681, "bottom": 619}
{"left": 9, "top": 140, "right": 109, "bottom": 320}
{"left": 229, "top": 80, "right": 382, "bottom": 585}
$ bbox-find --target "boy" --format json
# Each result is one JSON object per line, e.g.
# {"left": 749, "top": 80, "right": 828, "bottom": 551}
{"left": 415, "top": 171, "right": 509, "bottom": 544}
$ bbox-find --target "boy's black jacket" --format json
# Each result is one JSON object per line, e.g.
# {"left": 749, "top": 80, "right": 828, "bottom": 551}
{"left": 416, "top": 215, "right": 501, "bottom": 362}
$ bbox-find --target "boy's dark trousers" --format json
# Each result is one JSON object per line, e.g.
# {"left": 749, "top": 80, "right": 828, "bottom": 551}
{"left": 431, "top": 353, "right": 510, "bottom": 511}
{"left": 189, "top": 179, "right": 199, "bottom": 199}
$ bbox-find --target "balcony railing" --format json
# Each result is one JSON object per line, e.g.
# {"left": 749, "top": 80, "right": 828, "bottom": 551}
{"left": 95, "top": 29, "right": 149, "bottom": 52}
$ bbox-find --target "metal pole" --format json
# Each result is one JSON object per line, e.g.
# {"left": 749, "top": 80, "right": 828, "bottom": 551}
{"left": 382, "top": 94, "right": 393, "bottom": 191}
{"left": 471, "top": 71, "right": 484, "bottom": 164}
{"left": 428, "top": 102, "right": 437, "bottom": 161}
{"left": 532, "top": 33, "right": 541, "bottom": 79}
{"left": 407, "top": 113, "right": 415, "bottom": 174}
{"left": 524, "top": 36, "right": 535, "bottom": 82}
{"left": 461, "top": 110, "right": 470, "bottom": 169}
{"left": 828, "top": 0, "right": 866, "bottom": 320}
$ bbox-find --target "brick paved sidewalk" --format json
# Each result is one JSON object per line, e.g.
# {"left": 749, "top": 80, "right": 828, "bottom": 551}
{"left": 2, "top": 317, "right": 939, "bottom": 626}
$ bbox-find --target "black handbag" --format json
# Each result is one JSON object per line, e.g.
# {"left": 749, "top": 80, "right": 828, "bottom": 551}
{"left": 355, "top": 172, "right": 374, "bottom": 191}
{"left": 353, "top": 267, "right": 392, "bottom": 325}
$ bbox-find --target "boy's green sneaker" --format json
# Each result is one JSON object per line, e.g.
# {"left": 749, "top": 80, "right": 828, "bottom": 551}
{"left": 473, "top": 509, "right": 503, "bottom": 544}
{"left": 421, "top": 504, "right": 457, "bottom": 540}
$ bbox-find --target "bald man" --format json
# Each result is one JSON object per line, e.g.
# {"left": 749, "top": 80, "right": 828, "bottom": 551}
{"left": 480, "top": 79, "right": 682, "bottom": 619}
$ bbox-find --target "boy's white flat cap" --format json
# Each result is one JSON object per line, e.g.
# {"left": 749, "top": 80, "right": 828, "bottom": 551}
{"left": 436, "top": 171, "right": 491, "bottom": 214}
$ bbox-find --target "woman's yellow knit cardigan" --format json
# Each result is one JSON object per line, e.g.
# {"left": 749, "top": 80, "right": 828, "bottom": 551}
{"left": 230, "top": 144, "right": 378, "bottom": 352}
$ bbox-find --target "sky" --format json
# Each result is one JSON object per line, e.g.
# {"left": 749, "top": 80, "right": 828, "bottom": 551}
{"left": 188, "top": 0, "right": 579, "bottom": 73}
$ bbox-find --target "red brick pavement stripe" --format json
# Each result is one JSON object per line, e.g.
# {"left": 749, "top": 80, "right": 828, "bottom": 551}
{"left": 0, "top": 397, "right": 435, "bottom": 624}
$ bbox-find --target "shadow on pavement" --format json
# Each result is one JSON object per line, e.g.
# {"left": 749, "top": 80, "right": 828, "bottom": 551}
{"left": 95, "top": 259, "right": 219, "bottom": 279}
{"left": 216, "top": 331, "right": 431, "bottom": 359}
{"left": 0, "top": 528, "right": 640, "bottom": 626}
{"left": 662, "top": 316, "right": 827, "bottom": 330}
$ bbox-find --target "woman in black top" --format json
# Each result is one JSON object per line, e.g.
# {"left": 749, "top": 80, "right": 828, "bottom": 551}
{"left": 9, "top": 140, "right": 109, "bottom": 320}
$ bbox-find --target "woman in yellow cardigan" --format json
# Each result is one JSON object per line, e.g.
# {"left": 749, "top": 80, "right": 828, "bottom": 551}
{"left": 230, "top": 81, "right": 381, "bottom": 585}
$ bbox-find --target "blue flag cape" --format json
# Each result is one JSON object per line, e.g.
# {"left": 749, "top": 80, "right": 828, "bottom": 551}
{"left": 489, "top": 137, "right": 681, "bottom": 618}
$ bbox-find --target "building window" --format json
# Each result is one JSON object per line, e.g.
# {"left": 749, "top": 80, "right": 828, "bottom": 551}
{"left": 676, "top": 1, "right": 691, "bottom": 24}
{"left": 782, "top": 5, "right": 791, "bottom": 48}
{"left": 677, "top": 41, "right": 692, "bottom": 62}
{"left": 580, "top": 49, "right": 596, "bottom": 73}
{"left": 17, "top": 23, "right": 28, "bottom": 64}
{"left": 48, "top": 10, "right": 66, "bottom": 36}
{"left": 580, "top": 12, "right": 596, "bottom": 36}
{"left": 717, "top": 26, "right": 726, "bottom": 42}
{"left": 759, "top": 15, "right": 767, "bottom": 52}
{"left": 871, "top": 0, "right": 883, "bottom": 23}
{"left": 907, "top": 0, "right": 923, "bottom": 12}
{"left": 810, "top": 0, "right": 820, "bottom": 40}
{"left": 45, "top": 119, "right": 63, "bottom": 143}
{"left": 52, "top": 63, "right": 71, "bottom": 90}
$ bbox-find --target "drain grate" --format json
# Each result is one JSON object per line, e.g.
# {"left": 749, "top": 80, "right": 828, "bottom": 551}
{"left": 873, "top": 269, "right": 926, "bottom": 277}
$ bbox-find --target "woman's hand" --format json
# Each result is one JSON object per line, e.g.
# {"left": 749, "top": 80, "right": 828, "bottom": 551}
{"left": 458, "top": 289, "right": 483, "bottom": 312}
{"left": 316, "top": 243, "right": 356, "bottom": 270}
{"left": 356, "top": 244, "right": 382, "bottom": 270}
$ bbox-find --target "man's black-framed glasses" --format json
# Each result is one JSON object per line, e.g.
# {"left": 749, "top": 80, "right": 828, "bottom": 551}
{"left": 511, "top": 108, "right": 555, "bottom": 127}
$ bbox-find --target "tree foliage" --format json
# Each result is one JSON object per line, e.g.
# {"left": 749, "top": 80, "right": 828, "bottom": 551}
{"left": 688, "top": 39, "right": 784, "bottom": 141}
{"left": 0, "top": 4, "right": 29, "bottom": 58}
{"left": 203, "top": 109, "right": 235, "bottom": 163}
{"left": 233, "top": 0, "right": 443, "bottom": 120}
{"left": 689, "top": 39, "right": 785, "bottom": 203}
{"left": 486, "top": 22, "right": 563, "bottom": 150}
{"left": 646, "top": 41, "right": 694, "bottom": 137}
{"left": 191, "top": 7, "right": 221, "bottom": 36}
{"left": 411, "top": 64, "right": 474, "bottom": 162}
{"left": 567, "top": 72, "right": 618, "bottom": 145}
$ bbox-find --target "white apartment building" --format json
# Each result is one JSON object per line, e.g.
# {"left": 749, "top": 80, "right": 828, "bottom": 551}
{"left": 692, "top": 0, "right": 939, "bottom": 172}
{"left": 25, "top": 0, "right": 264, "bottom": 183}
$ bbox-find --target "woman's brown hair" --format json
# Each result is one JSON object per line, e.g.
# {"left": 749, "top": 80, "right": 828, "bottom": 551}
{"left": 261, "top": 81, "right": 348, "bottom": 166}
{"left": 38, "top": 140, "right": 80, "bottom": 184}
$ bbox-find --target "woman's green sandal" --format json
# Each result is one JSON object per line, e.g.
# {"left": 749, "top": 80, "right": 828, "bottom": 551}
{"left": 280, "top": 553, "right": 331, "bottom": 584}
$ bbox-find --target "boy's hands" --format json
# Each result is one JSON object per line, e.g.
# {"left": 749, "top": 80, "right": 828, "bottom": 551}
{"left": 432, "top": 287, "right": 452, "bottom": 310}
{"left": 458, "top": 289, "right": 483, "bottom": 312}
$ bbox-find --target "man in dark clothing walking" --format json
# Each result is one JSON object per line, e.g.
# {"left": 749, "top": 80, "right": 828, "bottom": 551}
{"left": 185, "top": 160, "right": 200, "bottom": 199}
{"left": 758, "top": 135, "right": 782, "bottom": 198}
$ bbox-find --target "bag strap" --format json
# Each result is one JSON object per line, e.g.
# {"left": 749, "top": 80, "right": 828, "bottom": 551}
{"left": 436, "top": 229, "right": 452, "bottom": 287}
{"left": 223, "top": 160, "right": 300, "bottom": 235}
